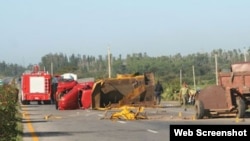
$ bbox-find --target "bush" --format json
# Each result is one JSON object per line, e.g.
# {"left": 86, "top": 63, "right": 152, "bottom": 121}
{"left": 0, "top": 84, "right": 19, "bottom": 141}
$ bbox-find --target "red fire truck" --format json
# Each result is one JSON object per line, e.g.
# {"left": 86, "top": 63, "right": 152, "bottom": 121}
{"left": 21, "top": 65, "right": 52, "bottom": 105}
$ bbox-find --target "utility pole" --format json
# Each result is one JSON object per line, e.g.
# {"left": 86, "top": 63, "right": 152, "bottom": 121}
{"left": 180, "top": 69, "right": 182, "bottom": 86}
{"left": 51, "top": 62, "right": 53, "bottom": 76}
{"left": 244, "top": 47, "right": 247, "bottom": 62}
{"left": 192, "top": 65, "right": 196, "bottom": 90}
{"left": 108, "top": 47, "right": 111, "bottom": 78}
{"left": 215, "top": 54, "right": 218, "bottom": 85}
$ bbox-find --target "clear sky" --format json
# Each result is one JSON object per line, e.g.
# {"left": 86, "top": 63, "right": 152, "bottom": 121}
{"left": 1, "top": 0, "right": 250, "bottom": 66}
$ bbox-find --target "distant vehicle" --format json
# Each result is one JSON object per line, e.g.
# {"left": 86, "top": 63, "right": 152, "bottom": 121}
{"left": 21, "top": 65, "right": 52, "bottom": 105}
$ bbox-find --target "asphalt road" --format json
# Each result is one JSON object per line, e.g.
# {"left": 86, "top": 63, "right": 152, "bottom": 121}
{"left": 21, "top": 101, "right": 250, "bottom": 141}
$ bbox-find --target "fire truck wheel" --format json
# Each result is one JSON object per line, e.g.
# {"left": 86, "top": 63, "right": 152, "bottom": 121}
{"left": 236, "top": 97, "right": 246, "bottom": 118}
{"left": 194, "top": 100, "right": 204, "bottom": 119}
{"left": 21, "top": 97, "right": 29, "bottom": 105}
{"left": 21, "top": 100, "right": 27, "bottom": 105}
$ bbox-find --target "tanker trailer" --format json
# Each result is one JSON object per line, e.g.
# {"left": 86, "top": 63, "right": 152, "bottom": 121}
{"left": 195, "top": 62, "right": 250, "bottom": 119}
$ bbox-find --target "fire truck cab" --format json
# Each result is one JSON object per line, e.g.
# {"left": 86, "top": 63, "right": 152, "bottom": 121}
{"left": 21, "top": 65, "right": 52, "bottom": 105}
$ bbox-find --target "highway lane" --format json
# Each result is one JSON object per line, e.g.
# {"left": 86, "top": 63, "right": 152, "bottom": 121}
{"left": 21, "top": 102, "right": 250, "bottom": 141}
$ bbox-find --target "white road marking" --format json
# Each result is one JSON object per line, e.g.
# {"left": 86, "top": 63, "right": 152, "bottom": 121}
{"left": 147, "top": 129, "right": 158, "bottom": 134}
{"left": 84, "top": 112, "right": 97, "bottom": 116}
{"left": 98, "top": 114, "right": 104, "bottom": 117}
{"left": 118, "top": 121, "right": 126, "bottom": 124}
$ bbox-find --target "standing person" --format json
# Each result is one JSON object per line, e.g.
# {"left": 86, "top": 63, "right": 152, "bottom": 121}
{"left": 154, "top": 80, "right": 164, "bottom": 105}
{"left": 51, "top": 76, "right": 58, "bottom": 104}
{"left": 179, "top": 82, "right": 189, "bottom": 111}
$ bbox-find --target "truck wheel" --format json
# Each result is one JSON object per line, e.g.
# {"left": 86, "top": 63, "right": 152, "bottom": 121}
{"left": 21, "top": 97, "right": 29, "bottom": 105}
{"left": 44, "top": 100, "right": 51, "bottom": 105}
{"left": 21, "top": 100, "right": 27, "bottom": 105}
{"left": 55, "top": 101, "right": 59, "bottom": 110}
{"left": 236, "top": 97, "right": 245, "bottom": 118}
{"left": 78, "top": 92, "right": 83, "bottom": 108}
{"left": 55, "top": 92, "right": 63, "bottom": 110}
{"left": 194, "top": 100, "right": 204, "bottom": 119}
{"left": 21, "top": 97, "right": 26, "bottom": 105}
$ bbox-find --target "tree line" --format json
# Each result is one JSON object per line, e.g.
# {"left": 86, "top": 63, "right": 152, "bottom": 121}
{"left": 0, "top": 48, "right": 249, "bottom": 99}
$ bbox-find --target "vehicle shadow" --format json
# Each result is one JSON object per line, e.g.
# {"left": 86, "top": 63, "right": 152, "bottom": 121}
{"left": 209, "top": 111, "right": 250, "bottom": 119}
{"left": 244, "top": 111, "right": 250, "bottom": 118}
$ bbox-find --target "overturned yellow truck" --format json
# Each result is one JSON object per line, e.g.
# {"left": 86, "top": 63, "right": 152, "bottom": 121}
{"left": 91, "top": 72, "right": 156, "bottom": 109}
